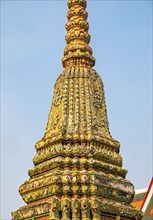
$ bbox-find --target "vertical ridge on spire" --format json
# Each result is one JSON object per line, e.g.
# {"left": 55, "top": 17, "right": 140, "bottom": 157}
{"left": 62, "top": 0, "right": 95, "bottom": 68}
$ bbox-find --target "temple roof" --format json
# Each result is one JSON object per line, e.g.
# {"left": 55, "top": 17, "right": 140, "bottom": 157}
{"left": 132, "top": 178, "right": 153, "bottom": 220}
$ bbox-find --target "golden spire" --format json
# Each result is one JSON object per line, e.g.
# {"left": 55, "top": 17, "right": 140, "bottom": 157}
{"left": 34, "top": 0, "right": 119, "bottom": 150}
{"left": 62, "top": 0, "right": 95, "bottom": 68}
{"left": 12, "top": 1, "right": 142, "bottom": 220}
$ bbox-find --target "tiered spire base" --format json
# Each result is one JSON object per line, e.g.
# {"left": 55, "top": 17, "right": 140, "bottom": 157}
{"left": 12, "top": 195, "right": 142, "bottom": 220}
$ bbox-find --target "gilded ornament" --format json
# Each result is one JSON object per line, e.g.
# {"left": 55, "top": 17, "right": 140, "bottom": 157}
{"left": 112, "top": 190, "right": 117, "bottom": 197}
{"left": 49, "top": 197, "right": 60, "bottom": 220}
{"left": 61, "top": 196, "right": 71, "bottom": 220}
{"left": 71, "top": 197, "right": 81, "bottom": 220}
{"left": 72, "top": 185, "right": 80, "bottom": 193}
{"left": 91, "top": 197, "right": 101, "bottom": 220}
{"left": 81, "top": 197, "right": 91, "bottom": 220}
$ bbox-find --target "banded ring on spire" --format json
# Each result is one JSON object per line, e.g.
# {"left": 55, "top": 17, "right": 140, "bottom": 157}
{"left": 68, "top": 0, "right": 87, "bottom": 9}
{"left": 66, "top": 16, "right": 89, "bottom": 31}
{"left": 63, "top": 0, "right": 95, "bottom": 68}
{"left": 67, "top": 5, "right": 88, "bottom": 20}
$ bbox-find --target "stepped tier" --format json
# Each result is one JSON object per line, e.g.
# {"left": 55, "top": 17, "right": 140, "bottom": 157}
{"left": 12, "top": 196, "right": 142, "bottom": 220}
{"left": 36, "top": 67, "right": 119, "bottom": 149}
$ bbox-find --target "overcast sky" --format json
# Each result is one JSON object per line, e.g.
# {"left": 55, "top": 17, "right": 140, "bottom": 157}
{"left": 1, "top": 0, "right": 152, "bottom": 219}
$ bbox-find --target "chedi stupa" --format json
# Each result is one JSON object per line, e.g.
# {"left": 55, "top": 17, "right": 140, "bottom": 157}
{"left": 12, "top": 1, "right": 143, "bottom": 220}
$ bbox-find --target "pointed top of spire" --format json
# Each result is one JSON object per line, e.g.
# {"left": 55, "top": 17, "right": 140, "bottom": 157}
{"left": 67, "top": 0, "right": 87, "bottom": 8}
{"left": 62, "top": 0, "right": 95, "bottom": 68}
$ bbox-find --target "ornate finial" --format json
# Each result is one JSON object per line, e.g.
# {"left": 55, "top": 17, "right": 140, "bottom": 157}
{"left": 62, "top": 0, "right": 95, "bottom": 68}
